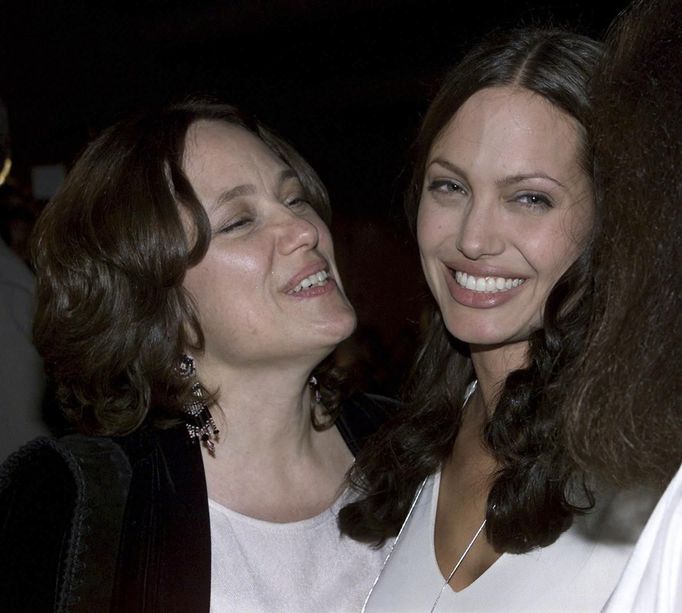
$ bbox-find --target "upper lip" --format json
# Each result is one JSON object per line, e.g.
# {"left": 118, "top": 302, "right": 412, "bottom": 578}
{"left": 444, "top": 262, "right": 528, "bottom": 279}
{"left": 282, "top": 260, "right": 330, "bottom": 293}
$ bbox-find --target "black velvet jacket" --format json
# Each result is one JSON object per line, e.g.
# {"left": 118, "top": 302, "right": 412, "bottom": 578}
{"left": 0, "top": 394, "right": 394, "bottom": 613}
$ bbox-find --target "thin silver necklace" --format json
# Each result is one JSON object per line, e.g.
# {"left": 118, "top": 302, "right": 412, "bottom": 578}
{"left": 430, "top": 516, "right": 487, "bottom": 612}
{"left": 362, "top": 381, "right": 485, "bottom": 612}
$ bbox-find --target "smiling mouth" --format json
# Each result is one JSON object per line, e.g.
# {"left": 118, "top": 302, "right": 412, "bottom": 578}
{"left": 288, "top": 270, "right": 330, "bottom": 294}
{"left": 453, "top": 270, "right": 525, "bottom": 293}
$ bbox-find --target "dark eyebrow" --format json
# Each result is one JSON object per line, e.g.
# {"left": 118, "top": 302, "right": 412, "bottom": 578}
{"left": 427, "top": 158, "right": 566, "bottom": 189}
{"left": 427, "top": 158, "right": 467, "bottom": 177}
{"left": 214, "top": 168, "right": 299, "bottom": 208}
{"left": 215, "top": 184, "right": 256, "bottom": 207}
{"left": 497, "top": 173, "right": 566, "bottom": 190}
{"left": 278, "top": 168, "right": 299, "bottom": 185}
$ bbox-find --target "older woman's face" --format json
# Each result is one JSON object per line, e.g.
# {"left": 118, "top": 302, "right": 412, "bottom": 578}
{"left": 182, "top": 120, "right": 355, "bottom": 370}
{"left": 417, "top": 86, "right": 594, "bottom": 348}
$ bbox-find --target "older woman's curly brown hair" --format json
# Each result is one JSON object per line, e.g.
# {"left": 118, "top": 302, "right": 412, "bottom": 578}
{"left": 32, "top": 99, "right": 333, "bottom": 436}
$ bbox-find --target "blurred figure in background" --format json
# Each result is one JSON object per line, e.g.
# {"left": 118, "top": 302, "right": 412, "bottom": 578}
{"left": 0, "top": 96, "right": 47, "bottom": 460}
{"left": 560, "top": 0, "right": 682, "bottom": 609}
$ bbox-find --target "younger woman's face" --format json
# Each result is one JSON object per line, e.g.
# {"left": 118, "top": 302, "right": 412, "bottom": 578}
{"left": 417, "top": 86, "right": 594, "bottom": 348}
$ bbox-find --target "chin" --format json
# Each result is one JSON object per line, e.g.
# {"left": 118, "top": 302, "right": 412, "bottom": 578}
{"left": 443, "top": 318, "right": 527, "bottom": 348}
{"left": 309, "top": 306, "right": 357, "bottom": 345}
{"left": 329, "top": 309, "right": 358, "bottom": 344}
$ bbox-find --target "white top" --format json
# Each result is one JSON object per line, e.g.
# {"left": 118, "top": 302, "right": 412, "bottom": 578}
{"left": 208, "top": 491, "right": 393, "bottom": 613}
{"left": 604, "top": 463, "right": 682, "bottom": 613}
{"left": 364, "top": 472, "right": 639, "bottom": 612}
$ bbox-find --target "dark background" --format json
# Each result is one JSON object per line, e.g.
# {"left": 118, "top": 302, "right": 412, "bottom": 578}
{"left": 0, "top": 0, "right": 630, "bottom": 393}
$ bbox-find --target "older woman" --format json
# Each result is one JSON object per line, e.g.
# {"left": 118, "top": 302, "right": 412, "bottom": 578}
{"left": 0, "top": 100, "right": 392, "bottom": 612}
{"left": 341, "top": 29, "right": 642, "bottom": 611}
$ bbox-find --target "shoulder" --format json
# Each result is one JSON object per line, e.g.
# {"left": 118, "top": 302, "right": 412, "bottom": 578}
{"left": 0, "top": 436, "right": 78, "bottom": 506}
{"left": 0, "top": 435, "right": 131, "bottom": 610}
{"left": 0, "top": 432, "right": 133, "bottom": 532}
{"left": 336, "top": 393, "right": 400, "bottom": 456}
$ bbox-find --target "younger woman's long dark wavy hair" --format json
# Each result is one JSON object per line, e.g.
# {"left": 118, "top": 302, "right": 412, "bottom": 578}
{"left": 32, "top": 98, "right": 336, "bottom": 436}
{"left": 339, "top": 28, "right": 602, "bottom": 553}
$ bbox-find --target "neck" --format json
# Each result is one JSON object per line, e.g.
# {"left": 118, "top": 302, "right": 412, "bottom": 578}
{"left": 433, "top": 341, "right": 530, "bottom": 590}
{"left": 469, "top": 340, "right": 529, "bottom": 411}
{"left": 191, "top": 355, "right": 353, "bottom": 522}
{"left": 195, "top": 359, "right": 320, "bottom": 460}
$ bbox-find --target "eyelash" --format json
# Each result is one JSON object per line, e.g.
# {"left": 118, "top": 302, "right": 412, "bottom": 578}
{"left": 515, "top": 193, "right": 553, "bottom": 209}
{"left": 427, "top": 179, "right": 467, "bottom": 195}
{"left": 286, "top": 196, "right": 312, "bottom": 210}
{"left": 218, "top": 196, "right": 311, "bottom": 234}
{"left": 427, "top": 179, "right": 554, "bottom": 212}
{"left": 219, "top": 217, "right": 252, "bottom": 233}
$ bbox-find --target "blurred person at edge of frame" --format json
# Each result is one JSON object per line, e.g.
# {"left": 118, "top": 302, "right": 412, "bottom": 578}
{"left": 0, "top": 96, "right": 48, "bottom": 461}
{"left": 340, "top": 28, "right": 651, "bottom": 612}
{"left": 560, "top": 0, "right": 682, "bottom": 610}
{"left": 0, "top": 98, "right": 395, "bottom": 612}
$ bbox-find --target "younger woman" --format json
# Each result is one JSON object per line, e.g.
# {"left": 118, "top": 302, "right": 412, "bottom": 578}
{"left": 341, "top": 29, "right": 640, "bottom": 612}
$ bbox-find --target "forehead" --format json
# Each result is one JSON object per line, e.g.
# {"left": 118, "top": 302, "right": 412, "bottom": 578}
{"left": 183, "top": 120, "right": 289, "bottom": 194}
{"left": 430, "top": 86, "right": 584, "bottom": 177}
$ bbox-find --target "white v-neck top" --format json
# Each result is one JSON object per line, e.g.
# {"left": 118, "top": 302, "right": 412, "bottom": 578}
{"left": 364, "top": 472, "right": 639, "bottom": 612}
{"left": 208, "top": 491, "right": 393, "bottom": 613}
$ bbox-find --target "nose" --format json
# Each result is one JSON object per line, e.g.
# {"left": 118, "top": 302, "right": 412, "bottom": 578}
{"left": 455, "top": 197, "right": 505, "bottom": 259}
{"left": 276, "top": 208, "right": 319, "bottom": 254}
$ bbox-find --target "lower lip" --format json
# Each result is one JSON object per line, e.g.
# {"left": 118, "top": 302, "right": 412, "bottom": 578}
{"left": 287, "top": 278, "right": 338, "bottom": 298}
{"left": 445, "top": 271, "right": 525, "bottom": 308}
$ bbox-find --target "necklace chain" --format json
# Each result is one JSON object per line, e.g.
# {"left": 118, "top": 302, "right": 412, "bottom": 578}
{"left": 430, "top": 516, "right": 487, "bottom": 612}
{"left": 362, "top": 380, "right": 484, "bottom": 612}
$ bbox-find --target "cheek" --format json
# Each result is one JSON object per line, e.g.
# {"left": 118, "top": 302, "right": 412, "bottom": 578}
{"left": 316, "top": 220, "right": 350, "bottom": 286}
{"left": 316, "top": 222, "right": 335, "bottom": 254}
{"left": 416, "top": 203, "right": 457, "bottom": 265}
{"left": 183, "top": 249, "right": 261, "bottom": 309}
{"left": 545, "top": 193, "right": 594, "bottom": 270}
{"left": 416, "top": 214, "right": 444, "bottom": 295}
{"left": 182, "top": 265, "right": 210, "bottom": 302}
{"left": 416, "top": 203, "right": 440, "bottom": 255}
{"left": 530, "top": 223, "right": 588, "bottom": 284}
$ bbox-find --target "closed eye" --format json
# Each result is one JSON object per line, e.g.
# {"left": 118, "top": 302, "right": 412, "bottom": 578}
{"left": 219, "top": 217, "right": 252, "bottom": 233}
{"left": 285, "top": 195, "right": 313, "bottom": 211}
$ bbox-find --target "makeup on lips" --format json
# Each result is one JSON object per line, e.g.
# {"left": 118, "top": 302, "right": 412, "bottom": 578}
{"left": 444, "top": 265, "right": 527, "bottom": 308}
{"left": 284, "top": 262, "right": 337, "bottom": 298}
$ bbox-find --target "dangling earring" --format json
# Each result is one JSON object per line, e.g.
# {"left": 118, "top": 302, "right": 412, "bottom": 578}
{"left": 179, "top": 354, "right": 220, "bottom": 456}
{"left": 309, "top": 375, "right": 322, "bottom": 406}
{"left": 309, "top": 375, "right": 324, "bottom": 429}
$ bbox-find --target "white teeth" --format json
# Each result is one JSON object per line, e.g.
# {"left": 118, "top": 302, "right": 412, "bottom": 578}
{"left": 291, "top": 270, "right": 329, "bottom": 293}
{"left": 454, "top": 270, "right": 524, "bottom": 294}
